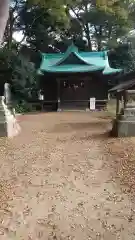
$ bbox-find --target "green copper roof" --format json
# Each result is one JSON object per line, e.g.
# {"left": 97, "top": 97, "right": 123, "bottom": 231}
{"left": 38, "top": 44, "right": 122, "bottom": 75}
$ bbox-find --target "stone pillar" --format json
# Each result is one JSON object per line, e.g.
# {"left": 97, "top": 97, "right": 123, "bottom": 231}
{"left": 125, "top": 90, "right": 135, "bottom": 108}
{"left": 123, "top": 91, "right": 127, "bottom": 108}
{"left": 4, "top": 82, "right": 12, "bottom": 109}
{"left": 0, "top": 96, "right": 7, "bottom": 137}
{"left": 116, "top": 97, "right": 119, "bottom": 117}
{"left": 116, "top": 92, "right": 120, "bottom": 117}
{"left": 112, "top": 89, "right": 135, "bottom": 137}
{"left": 2, "top": 83, "right": 21, "bottom": 138}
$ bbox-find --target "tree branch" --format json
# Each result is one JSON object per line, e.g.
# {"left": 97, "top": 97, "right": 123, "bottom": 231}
{"left": 69, "top": 7, "right": 89, "bottom": 36}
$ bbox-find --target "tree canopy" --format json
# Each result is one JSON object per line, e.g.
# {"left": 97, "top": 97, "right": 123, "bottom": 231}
{"left": 1, "top": 0, "right": 134, "bottom": 51}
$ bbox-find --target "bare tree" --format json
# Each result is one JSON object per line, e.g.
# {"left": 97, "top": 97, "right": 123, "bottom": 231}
{"left": 0, "top": 0, "right": 9, "bottom": 44}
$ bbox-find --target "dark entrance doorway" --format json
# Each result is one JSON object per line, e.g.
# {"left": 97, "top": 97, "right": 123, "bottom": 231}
{"left": 60, "top": 78, "right": 90, "bottom": 110}
{"left": 0, "top": 82, "right": 4, "bottom": 96}
{"left": 41, "top": 77, "right": 58, "bottom": 111}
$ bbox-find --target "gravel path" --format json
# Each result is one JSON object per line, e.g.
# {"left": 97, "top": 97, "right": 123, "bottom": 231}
{"left": 0, "top": 112, "right": 135, "bottom": 240}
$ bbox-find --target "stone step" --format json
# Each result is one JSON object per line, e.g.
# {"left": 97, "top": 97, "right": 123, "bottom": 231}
{"left": 0, "top": 122, "right": 7, "bottom": 137}
{"left": 117, "top": 118, "right": 135, "bottom": 122}
{"left": 0, "top": 121, "right": 6, "bottom": 125}
{"left": 0, "top": 113, "right": 6, "bottom": 118}
{"left": 0, "top": 114, "right": 6, "bottom": 118}
{"left": 124, "top": 108, "right": 135, "bottom": 116}
{"left": 120, "top": 115, "right": 135, "bottom": 121}
{"left": 0, "top": 109, "right": 5, "bottom": 113}
{"left": 0, "top": 114, "right": 5, "bottom": 118}
{"left": 0, "top": 113, "right": 4, "bottom": 115}
{"left": 112, "top": 119, "right": 135, "bottom": 137}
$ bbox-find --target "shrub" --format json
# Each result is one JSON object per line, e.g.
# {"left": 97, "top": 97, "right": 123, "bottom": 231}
{"left": 15, "top": 101, "right": 31, "bottom": 113}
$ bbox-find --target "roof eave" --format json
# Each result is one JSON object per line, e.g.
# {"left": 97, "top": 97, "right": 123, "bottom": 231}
{"left": 40, "top": 66, "right": 104, "bottom": 73}
{"left": 37, "top": 69, "right": 44, "bottom": 75}
{"left": 103, "top": 68, "right": 123, "bottom": 75}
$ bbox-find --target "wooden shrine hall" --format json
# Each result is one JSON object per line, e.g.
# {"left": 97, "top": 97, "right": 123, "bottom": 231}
{"left": 37, "top": 43, "right": 122, "bottom": 111}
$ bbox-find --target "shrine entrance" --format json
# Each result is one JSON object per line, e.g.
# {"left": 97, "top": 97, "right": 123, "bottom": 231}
{"left": 60, "top": 77, "right": 90, "bottom": 110}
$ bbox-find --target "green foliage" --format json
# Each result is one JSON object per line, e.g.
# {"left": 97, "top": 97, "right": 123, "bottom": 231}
{"left": 96, "top": 0, "right": 129, "bottom": 19}
{"left": 18, "top": 4, "right": 67, "bottom": 51}
{"left": 10, "top": 0, "right": 134, "bottom": 53}
{"left": 68, "top": 0, "right": 133, "bottom": 51}
{"left": 15, "top": 100, "right": 31, "bottom": 113}
{"left": 28, "top": 0, "right": 70, "bottom": 24}
{"left": 11, "top": 52, "right": 36, "bottom": 98}
{"left": 109, "top": 43, "right": 135, "bottom": 73}
{"left": 0, "top": 47, "right": 37, "bottom": 101}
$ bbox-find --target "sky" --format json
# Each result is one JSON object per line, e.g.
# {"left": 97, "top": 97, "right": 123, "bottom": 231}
{"left": 13, "top": 31, "right": 24, "bottom": 42}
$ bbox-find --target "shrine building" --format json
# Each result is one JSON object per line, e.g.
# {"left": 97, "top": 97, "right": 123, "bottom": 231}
{"left": 37, "top": 43, "right": 122, "bottom": 111}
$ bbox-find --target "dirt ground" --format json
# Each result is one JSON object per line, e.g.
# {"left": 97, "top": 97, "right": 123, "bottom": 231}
{"left": 0, "top": 112, "right": 135, "bottom": 240}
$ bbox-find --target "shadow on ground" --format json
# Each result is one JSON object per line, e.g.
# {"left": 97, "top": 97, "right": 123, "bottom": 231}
{"left": 77, "top": 131, "right": 110, "bottom": 141}
{"left": 51, "top": 121, "right": 110, "bottom": 133}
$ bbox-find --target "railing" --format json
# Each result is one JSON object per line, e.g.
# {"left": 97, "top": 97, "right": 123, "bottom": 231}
{"left": 27, "top": 99, "right": 108, "bottom": 111}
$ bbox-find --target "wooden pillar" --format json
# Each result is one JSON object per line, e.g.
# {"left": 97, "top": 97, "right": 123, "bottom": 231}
{"left": 123, "top": 91, "right": 126, "bottom": 108}
{"left": 116, "top": 92, "right": 120, "bottom": 118}
{"left": 120, "top": 93, "right": 125, "bottom": 116}
{"left": 57, "top": 79, "right": 61, "bottom": 111}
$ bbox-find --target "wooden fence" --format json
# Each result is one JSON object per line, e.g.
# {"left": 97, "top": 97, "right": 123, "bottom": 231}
{"left": 27, "top": 99, "right": 108, "bottom": 111}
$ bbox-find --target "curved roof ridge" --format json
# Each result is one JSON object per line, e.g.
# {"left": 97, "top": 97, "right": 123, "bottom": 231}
{"left": 55, "top": 44, "right": 95, "bottom": 66}
{"left": 66, "top": 43, "right": 79, "bottom": 53}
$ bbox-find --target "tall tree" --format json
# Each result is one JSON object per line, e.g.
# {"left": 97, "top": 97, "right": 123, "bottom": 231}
{"left": 0, "top": 0, "right": 70, "bottom": 46}
{"left": 3, "top": 0, "right": 25, "bottom": 49}
{"left": 1, "top": 0, "right": 134, "bottom": 52}
{"left": 18, "top": 3, "right": 67, "bottom": 52}
{"left": 0, "top": 0, "right": 9, "bottom": 44}
{"left": 67, "top": 0, "right": 133, "bottom": 51}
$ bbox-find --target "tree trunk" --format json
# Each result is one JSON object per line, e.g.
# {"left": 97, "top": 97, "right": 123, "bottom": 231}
{"left": 97, "top": 26, "right": 102, "bottom": 51}
{"left": 85, "top": 22, "right": 92, "bottom": 51}
{"left": 7, "top": 10, "right": 13, "bottom": 50}
{"left": 83, "top": 3, "right": 92, "bottom": 51}
{"left": 0, "top": 0, "right": 9, "bottom": 44}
